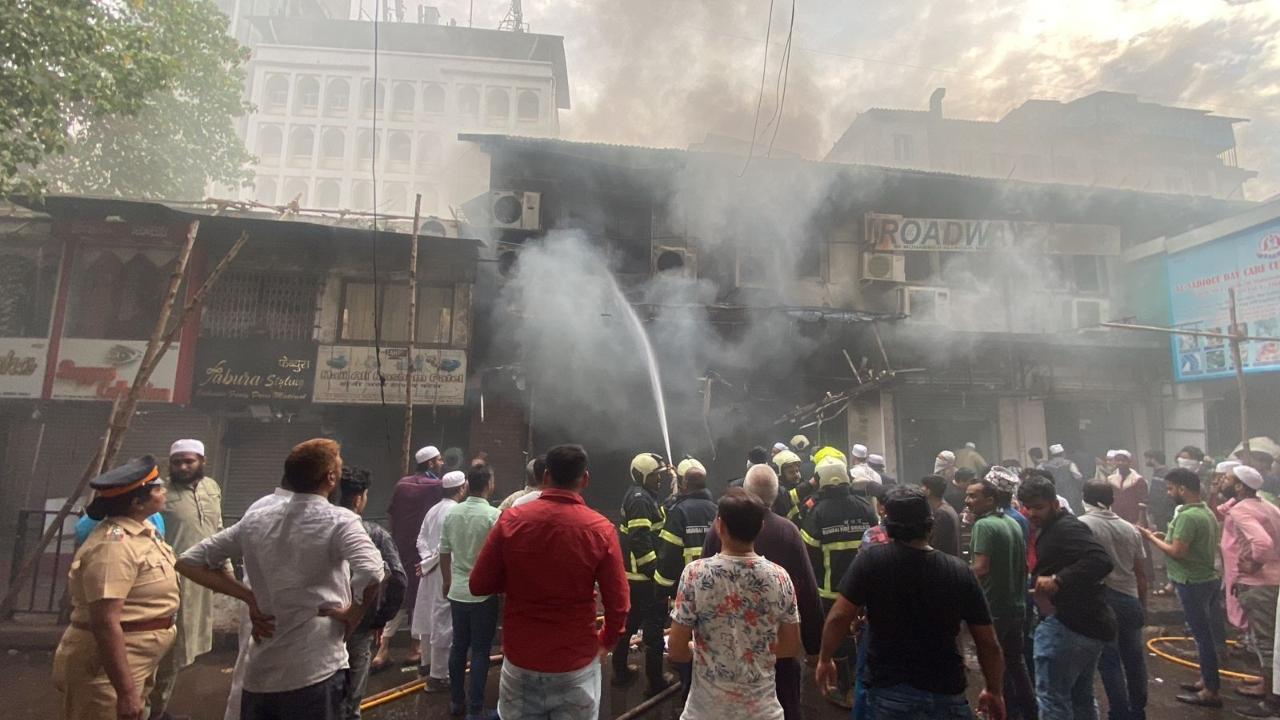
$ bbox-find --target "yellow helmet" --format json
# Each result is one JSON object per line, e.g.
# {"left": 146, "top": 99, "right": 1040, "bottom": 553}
{"left": 676, "top": 458, "right": 706, "bottom": 478}
{"left": 812, "top": 446, "right": 847, "bottom": 466}
{"left": 790, "top": 434, "right": 811, "bottom": 451}
{"left": 630, "top": 452, "right": 665, "bottom": 484}
{"left": 773, "top": 450, "right": 802, "bottom": 468}
{"left": 816, "top": 456, "right": 850, "bottom": 487}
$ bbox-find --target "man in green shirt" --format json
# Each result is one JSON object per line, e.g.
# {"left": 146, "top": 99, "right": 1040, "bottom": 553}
{"left": 441, "top": 466, "right": 501, "bottom": 720}
{"left": 966, "top": 468, "right": 1033, "bottom": 720}
{"left": 1140, "top": 467, "right": 1224, "bottom": 708}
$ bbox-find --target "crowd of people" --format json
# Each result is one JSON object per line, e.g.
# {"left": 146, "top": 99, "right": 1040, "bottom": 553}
{"left": 48, "top": 432, "right": 1280, "bottom": 720}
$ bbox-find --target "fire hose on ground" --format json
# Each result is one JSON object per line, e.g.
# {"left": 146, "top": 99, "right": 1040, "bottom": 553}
{"left": 1146, "top": 637, "right": 1263, "bottom": 683}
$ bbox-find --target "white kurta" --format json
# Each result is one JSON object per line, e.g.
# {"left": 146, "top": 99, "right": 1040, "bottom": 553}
{"left": 412, "top": 497, "right": 457, "bottom": 673}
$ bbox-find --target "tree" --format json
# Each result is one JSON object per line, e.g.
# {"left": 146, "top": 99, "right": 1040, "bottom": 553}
{"left": 2, "top": 0, "right": 254, "bottom": 199}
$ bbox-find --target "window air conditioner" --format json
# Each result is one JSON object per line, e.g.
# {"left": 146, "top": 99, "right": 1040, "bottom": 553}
{"left": 651, "top": 246, "right": 697, "bottom": 278}
{"left": 419, "top": 217, "right": 459, "bottom": 238}
{"left": 488, "top": 191, "right": 541, "bottom": 231}
{"left": 898, "top": 286, "right": 951, "bottom": 324}
{"left": 1069, "top": 297, "right": 1109, "bottom": 330}
{"left": 861, "top": 252, "right": 906, "bottom": 283}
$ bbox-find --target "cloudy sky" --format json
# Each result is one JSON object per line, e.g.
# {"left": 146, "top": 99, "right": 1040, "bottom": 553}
{"left": 435, "top": 0, "right": 1280, "bottom": 200}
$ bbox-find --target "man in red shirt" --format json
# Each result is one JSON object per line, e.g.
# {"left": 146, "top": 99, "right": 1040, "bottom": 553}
{"left": 470, "top": 444, "right": 629, "bottom": 720}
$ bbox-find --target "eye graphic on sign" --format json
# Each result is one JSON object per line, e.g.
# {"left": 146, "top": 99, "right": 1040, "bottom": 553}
{"left": 104, "top": 344, "right": 143, "bottom": 367}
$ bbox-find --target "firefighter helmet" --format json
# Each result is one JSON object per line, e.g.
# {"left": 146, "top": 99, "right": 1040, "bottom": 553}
{"left": 812, "top": 446, "right": 848, "bottom": 466}
{"left": 676, "top": 458, "right": 706, "bottom": 478}
{"left": 790, "top": 434, "right": 811, "bottom": 451}
{"left": 773, "top": 450, "right": 802, "bottom": 469}
{"left": 630, "top": 452, "right": 666, "bottom": 484}
{"left": 816, "top": 456, "right": 850, "bottom": 487}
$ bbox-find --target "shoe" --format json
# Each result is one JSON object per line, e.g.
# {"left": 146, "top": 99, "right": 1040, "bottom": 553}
{"left": 369, "top": 658, "right": 392, "bottom": 675}
{"left": 423, "top": 677, "right": 451, "bottom": 694}
{"left": 644, "top": 672, "right": 677, "bottom": 697}
{"left": 1180, "top": 682, "right": 1204, "bottom": 693}
{"left": 824, "top": 688, "right": 854, "bottom": 710}
{"left": 1176, "top": 693, "right": 1224, "bottom": 708}
{"left": 450, "top": 702, "right": 464, "bottom": 717}
{"left": 1237, "top": 683, "right": 1269, "bottom": 699}
{"left": 1236, "top": 701, "right": 1280, "bottom": 719}
{"left": 611, "top": 665, "right": 639, "bottom": 686}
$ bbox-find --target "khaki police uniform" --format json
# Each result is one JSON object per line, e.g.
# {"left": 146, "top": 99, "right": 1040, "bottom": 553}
{"left": 52, "top": 516, "right": 179, "bottom": 719}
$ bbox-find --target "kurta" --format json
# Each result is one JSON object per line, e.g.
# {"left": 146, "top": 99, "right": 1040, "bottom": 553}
{"left": 161, "top": 476, "right": 225, "bottom": 667}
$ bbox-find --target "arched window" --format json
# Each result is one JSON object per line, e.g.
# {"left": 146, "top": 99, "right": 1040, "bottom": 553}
{"left": 387, "top": 132, "right": 412, "bottom": 173}
{"left": 264, "top": 75, "right": 290, "bottom": 114}
{"left": 294, "top": 76, "right": 320, "bottom": 115}
{"left": 457, "top": 86, "right": 480, "bottom": 122}
{"left": 415, "top": 133, "right": 441, "bottom": 171}
{"left": 255, "top": 177, "right": 278, "bottom": 205}
{"left": 417, "top": 185, "right": 438, "bottom": 213}
{"left": 316, "top": 179, "right": 342, "bottom": 208}
{"left": 392, "top": 82, "right": 415, "bottom": 119}
{"left": 282, "top": 178, "right": 309, "bottom": 206}
{"left": 361, "top": 79, "right": 385, "bottom": 117}
{"left": 287, "top": 127, "right": 314, "bottom": 167}
{"left": 355, "top": 129, "right": 380, "bottom": 167}
{"left": 382, "top": 183, "right": 407, "bottom": 213}
{"left": 320, "top": 128, "right": 345, "bottom": 169}
{"left": 325, "top": 78, "right": 350, "bottom": 116}
{"left": 352, "top": 180, "right": 373, "bottom": 211}
{"left": 422, "top": 84, "right": 446, "bottom": 113}
{"left": 517, "top": 90, "right": 540, "bottom": 122}
{"left": 256, "top": 125, "right": 283, "bottom": 163}
{"left": 485, "top": 88, "right": 510, "bottom": 127}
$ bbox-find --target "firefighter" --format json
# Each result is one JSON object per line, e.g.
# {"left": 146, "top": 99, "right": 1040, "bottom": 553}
{"left": 612, "top": 452, "right": 674, "bottom": 696}
{"left": 802, "top": 455, "right": 878, "bottom": 709}
{"left": 772, "top": 450, "right": 810, "bottom": 524}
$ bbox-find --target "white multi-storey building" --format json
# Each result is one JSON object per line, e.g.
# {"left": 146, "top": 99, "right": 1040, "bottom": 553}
{"left": 235, "top": 8, "right": 568, "bottom": 216}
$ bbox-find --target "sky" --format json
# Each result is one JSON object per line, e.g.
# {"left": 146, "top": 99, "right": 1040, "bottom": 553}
{"left": 434, "top": 0, "right": 1280, "bottom": 200}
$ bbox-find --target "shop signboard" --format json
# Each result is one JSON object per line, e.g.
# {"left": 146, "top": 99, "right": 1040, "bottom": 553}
{"left": 50, "top": 339, "right": 180, "bottom": 402}
{"left": 0, "top": 338, "right": 48, "bottom": 398}
{"left": 192, "top": 339, "right": 316, "bottom": 403}
{"left": 1168, "top": 218, "right": 1280, "bottom": 381}
{"left": 312, "top": 345, "right": 466, "bottom": 406}
{"left": 865, "top": 213, "right": 1120, "bottom": 254}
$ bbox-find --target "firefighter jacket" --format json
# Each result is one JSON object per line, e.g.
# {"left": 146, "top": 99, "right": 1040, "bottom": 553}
{"left": 801, "top": 485, "right": 879, "bottom": 600}
{"left": 618, "top": 484, "right": 666, "bottom": 583}
{"left": 654, "top": 489, "right": 718, "bottom": 594}
{"left": 776, "top": 480, "right": 817, "bottom": 525}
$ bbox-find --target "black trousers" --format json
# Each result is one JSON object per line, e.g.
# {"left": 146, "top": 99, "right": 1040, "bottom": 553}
{"left": 241, "top": 670, "right": 348, "bottom": 720}
{"left": 613, "top": 580, "right": 666, "bottom": 686}
{"left": 775, "top": 657, "right": 803, "bottom": 720}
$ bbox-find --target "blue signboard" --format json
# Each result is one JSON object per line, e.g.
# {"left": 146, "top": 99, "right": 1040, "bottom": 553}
{"left": 1167, "top": 218, "right": 1280, "bottom": 382}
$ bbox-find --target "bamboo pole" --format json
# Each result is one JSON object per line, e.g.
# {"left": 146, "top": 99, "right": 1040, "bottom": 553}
{"left": 1228, "top": 289, "right": 1252, "bottom": 459}
{"left": 402, "top": 194, "right": 422, "bottom": 474}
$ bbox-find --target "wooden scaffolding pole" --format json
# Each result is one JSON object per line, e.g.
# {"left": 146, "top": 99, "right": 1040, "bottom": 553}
{"left": 402, "top": 194, "right": 422, "bottom": 475}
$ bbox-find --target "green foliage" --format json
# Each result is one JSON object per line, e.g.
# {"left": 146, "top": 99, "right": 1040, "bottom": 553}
{"left": 2, "top": 0, "right": 253, "bottom": 200}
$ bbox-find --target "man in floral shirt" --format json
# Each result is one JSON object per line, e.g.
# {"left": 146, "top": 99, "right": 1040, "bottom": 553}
{"left": 669, "top": 488, "right": 802, "bottom": 720}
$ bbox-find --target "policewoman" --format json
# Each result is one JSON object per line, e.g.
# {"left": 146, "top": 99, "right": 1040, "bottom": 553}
{"left": 53, "top": 456, "right": 179, "bottom": 720}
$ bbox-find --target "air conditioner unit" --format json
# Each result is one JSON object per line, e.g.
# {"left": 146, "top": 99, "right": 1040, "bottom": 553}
{"left": 488, "top": 191, "right": 541, "bottom": 231}
{"left": 419, "top": 217, "right": 459, "bottom": 238}
{"left": 735, "top": 252, "right": 769, "bottom": 289}
{"left": 1069, "top": 297, "right": 1109, "bottom": 330}
{"left": 652, "top": 246, "right": 697, "bottom": 278}
{"left": 898, "top": 286, "right": 951, "bottom": 323}
{"left": 861, "top": 252, "right": 906, "bottom": 283}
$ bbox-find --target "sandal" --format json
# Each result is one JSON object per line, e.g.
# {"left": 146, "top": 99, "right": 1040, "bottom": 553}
{"left": 1175, "top": 693, "right": 1223, "bottom": 708}
{"left": 1237, "top": 683, "right": 1268, "bottom": 699}
{"left": 369, "top": 659, "right": 392, "bottom": 675}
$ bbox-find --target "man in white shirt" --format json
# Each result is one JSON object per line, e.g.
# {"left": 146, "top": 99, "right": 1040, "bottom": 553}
{"left": 177, "top": 439, "right": 384, "bottom": 720}
{"left": 412, "top": 470, "right": 467, "bottom": 691}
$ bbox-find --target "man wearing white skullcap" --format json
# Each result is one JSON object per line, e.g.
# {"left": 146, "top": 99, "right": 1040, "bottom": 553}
{"left": 413, "top": 470, "right": 468, "bottom": 691}
{"left": 378, "top": 444, "right": 447, "bottom": 668}
{"left": 1042, "top": 443, "right": 1084, "bottom": 513}
{"left": 152, "top": 438, "right": 225, "bottom": 717}
{"left": 850, "top": 444, "right": 869, "bottom": 465}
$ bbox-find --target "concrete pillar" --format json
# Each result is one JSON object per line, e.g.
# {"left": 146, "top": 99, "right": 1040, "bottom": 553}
{"left": 1162, "top": 382, "right": 1207, "bottom": 456}
{"left": 998, "top": 397, "right": 1046, "bottom": 466}
{"left": 847, "top": 390, "right": 898, "bottom": 477}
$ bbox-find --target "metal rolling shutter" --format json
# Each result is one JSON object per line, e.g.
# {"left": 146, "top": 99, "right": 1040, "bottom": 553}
{"left": 220, "top": 421, "right": 322, "bottom": 517}
{"left": 115, "top": 408, "right": 212, "bottom": 464}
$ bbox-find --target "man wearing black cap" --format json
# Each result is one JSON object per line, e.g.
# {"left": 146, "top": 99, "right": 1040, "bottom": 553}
{"left": 817, "top": 485, "right": 1006, "bottom": 720}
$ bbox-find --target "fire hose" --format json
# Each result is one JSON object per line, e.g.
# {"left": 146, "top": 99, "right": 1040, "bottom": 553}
{"left": 1146, "top": 637, "right": 1263, "bottom": 683}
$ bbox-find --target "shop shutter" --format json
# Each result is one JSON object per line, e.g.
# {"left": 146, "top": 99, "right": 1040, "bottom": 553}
{"left": 115, "top": 408, "right": 212, "bottom": 464}
{"left": 220, "top": 421, "right": 322, "bottom": 518}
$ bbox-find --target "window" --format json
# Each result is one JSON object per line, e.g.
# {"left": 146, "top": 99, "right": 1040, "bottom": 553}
{"left": 387, "top": 132, "right": 412, "bottom": 173}
{"left": 320, "top": 128, "right": 345, "bottom": 169}
{"left": 892, "top": 134, "right": 914, "bottom": 163}
{"left": 422, "top": 84, "right": 445, "bottom": 113}
{"left": 256, "top": 125, "right": 283, "bottom": 163}
{"left": 282, "top": 177, "right": 309, "bottom": 206}
{"left": 64, "top": 248, "right": 177, "bottom": 340}
{"left": 356, "top": 129, "right": 380, "bottom": 166}
{"left": 392, "top": 82, "right": 415, "bottom": 119}
{"left": 517, "top": 90, "right": 540, "bottom": 122}
{"left": 201, "top": 271, "right": 319, "bottom": 340}
{"left": 339, "top": 282, "right": 454, "bottom": 344}
{"left": 316, "top": 179, "right": 341, "bottom": 208}
{"left": 904, "top": 252, "right": 936, "bottom": 283}
{"left": 382, "top": 182, "right": 407, "bottom": 213}
{"left": 1049, "top": 255, "right": 1106, "bottom": 295}
{"left": 287, "top": 127, "right": 314, "bottom": 167}
{"left": 417, "top": 186, "right": 438, "bottom": 213}
{"left": 457, "top": 86, "right": 480, "bottom": 121}
{"left": 361, "top": 79, "right": 385, "bottom": 117}
{"left": 325, "top": 78, "right": 350, "bottom": 116}
{"left": 352, "top": 180, "right": 373, "bottom": 210}
{"left": 254, "top": 177, "right": 277, "bottom": 205}
{"left": 264, "top": 75, "right": 289, "bottom": 113}
{"left": 0, "top": 239, "right": 62, "bottom": 337}
{"left": 1021, "top": 154, "right": 1043, "bottom": 179}
{"left": 485, "top": 88, "right": 510, "bottom": 127}
{"left": 416, "top": 133, "right": 441, "bottom": 170}
{"left": 294, "top": 76, "right": 320, "bottom": 115}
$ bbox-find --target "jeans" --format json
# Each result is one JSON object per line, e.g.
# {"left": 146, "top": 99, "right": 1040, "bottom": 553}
{"left": 342, "top": 631, "right": 375, "bottom": 719}
{"left": 497, "top": 659, "right": 601, "bottom": 720}
{"left": 1033, "top": 616, "right": 1105, "bottom": 720}
{"left": 1173, "top": 580, "right": 1222, "bottom": 693}
{"left": 866, "top": 683, "right": 971, "bottom": 719}
{"left": 1097, "top": 589, "right": 1147, "bottom": 720}
{"left": 240, "top": 670, "right": 348, "bottom": 720}
{"left": 449, "top": 597, "right": 499, "bottom": 714}
{"left": 995, "top": 615, "right": 1037, "bottom": 720}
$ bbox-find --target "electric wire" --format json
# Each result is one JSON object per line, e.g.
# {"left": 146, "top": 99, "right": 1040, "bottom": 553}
{"left": 370, "top": 0, "right": 392, "bottom": 451}
{"left": 737, "top": 0, "right": 776, "bottom": 177}
{"left": 762, "top": 0, "right": 795, "bottom": 158}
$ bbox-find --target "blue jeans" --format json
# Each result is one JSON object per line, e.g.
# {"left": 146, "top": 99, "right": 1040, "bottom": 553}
{"left": 342, "top": 630, "right": 375, "bottom": 719}
{"left": 1173, "top": 580, "right": 1222, "bottom": 693}
{"left": 1033, "top": 616, "right": 1105, "bottom": 720}
{"left": 1097, "top": 589, "right": 1147, "bottom": 720}
{"left": 449, "top": 597, "right": 499, "bottom": 715}
{"left": 853, "top": 625, "right": 870, "bottom": 720}
{"left": 866, "top": 683, "right": 971, "bottom": 719}
{"left": 498, "top": 659, "right": 601, "bottom": 720}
